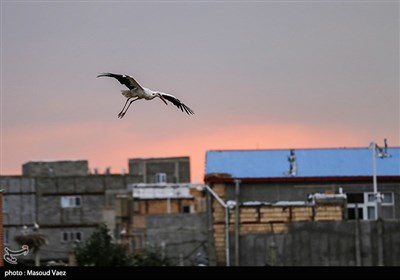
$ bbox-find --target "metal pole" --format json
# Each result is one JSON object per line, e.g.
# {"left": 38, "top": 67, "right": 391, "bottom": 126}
{"left": 128, "top": 198, "right": 133, "bottom": 252}
{"left": 370, "top": 142, "right": 381, "bottom": 220}
{"left": 206, "top": 190, "right": 215, "bottom": 266}
{"left": 369, "top": 140, "right": 391, "bottom": 265}
{"left": 204, "top": 184, "right": 226, "bottom": 207}
{"left": 225, "top": 206, "right": 230, "bottom": 267}
{"left": 203, "top": 184, "right": 230, "bottom": 266}
{"left": 234, "top": 179, "right": 241, "bottom": 266}
{"left": 354, "top": 203, "right": 361, "bottom": 266}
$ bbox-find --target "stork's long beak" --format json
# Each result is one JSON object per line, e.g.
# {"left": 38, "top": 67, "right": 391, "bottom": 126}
{"left": 158, "top": 93, "right": 168, "bottom": 105}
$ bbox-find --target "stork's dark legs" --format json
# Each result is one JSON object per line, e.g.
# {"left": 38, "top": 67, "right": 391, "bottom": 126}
{"left": 118, "top": 97, "right": 139, "bottom": 119}
{"left": 118, "top": 97, "right": 132, "bottom": 118}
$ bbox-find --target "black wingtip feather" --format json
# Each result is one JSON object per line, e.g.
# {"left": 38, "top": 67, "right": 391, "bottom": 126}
{"left": 97, "top": 72, "right": 113, "bottom": 78}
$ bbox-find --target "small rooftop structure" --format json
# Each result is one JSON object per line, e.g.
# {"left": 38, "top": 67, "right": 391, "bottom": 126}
{"left": 128, "top": 156, "right": 191, "bottom": 183}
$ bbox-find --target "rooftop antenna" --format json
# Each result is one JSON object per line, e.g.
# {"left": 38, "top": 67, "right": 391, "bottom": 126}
{"left": 383, "top": 138, "right": 389, "bottom": 156}
{"left": 105, "top": 167, "right": 111, "bottom": 175}
{"left": 287, "top": 149, "right": 297, "bottom": 176}
{"left": 375, "top": 138, "right": 391, "bottom": 159}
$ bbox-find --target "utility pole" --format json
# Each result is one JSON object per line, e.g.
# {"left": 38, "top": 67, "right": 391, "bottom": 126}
{"left": 369, "top": 139, "right": 391, "bottom": 266}
{"left": 369, "top": 139, "right": 391, "bottom": 220}
{"left": 234, "top": 179, "right": 241, "bottom": 266}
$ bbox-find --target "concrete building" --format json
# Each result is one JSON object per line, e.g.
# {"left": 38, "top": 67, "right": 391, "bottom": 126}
{"left": 1, "top": 156, "right": 195, "bottom": 265}
{"left": 129, "top": 157, "right": 190, "bottom": 183}
{"left": 115, "top": 183, "right": 208, "bottom": 266}
{"left": 204, "top": 147, "right": 400, "bottom": 265}
{"left": 128, "top": 183, "right": 206, "bottom": 215}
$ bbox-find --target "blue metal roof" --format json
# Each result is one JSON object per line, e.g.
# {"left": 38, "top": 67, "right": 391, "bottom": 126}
{"left": 205, "top": 147, "right": 400, "bottom": 178}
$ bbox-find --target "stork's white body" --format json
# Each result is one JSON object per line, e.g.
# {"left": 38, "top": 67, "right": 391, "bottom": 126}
{"left": 121, "top": 87, "right": 157, "bottom": 100}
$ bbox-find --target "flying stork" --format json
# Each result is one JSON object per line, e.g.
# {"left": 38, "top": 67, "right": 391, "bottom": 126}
{"left": 97, "top": 73, "right": 194, "bottom": 118}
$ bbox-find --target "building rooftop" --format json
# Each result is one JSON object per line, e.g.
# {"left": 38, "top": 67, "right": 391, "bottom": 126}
{"left": 205, "top": 147, "right": 400, "bottom": 179}
{"left": 22, "top": 160, "right": 89, "bottom": 177}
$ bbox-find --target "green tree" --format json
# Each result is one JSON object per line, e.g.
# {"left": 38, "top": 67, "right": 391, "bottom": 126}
{"left": 132, "top": 246, "right": 172, "bottom": 266}
{"left": 74, "top": 223, "right": 133, "bottom": 266}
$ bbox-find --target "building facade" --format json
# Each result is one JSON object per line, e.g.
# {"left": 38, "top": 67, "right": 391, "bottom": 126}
{"left": 204, "top": 147, "right": 400, "bottom": 265}
{"left": 1, "top": 157, "right": 194, "bottom": 265}
{"left": 205, "top": 147, "right": 400, "bottom": 220}
{"left": 115, "top": 183, "right": 208, "bottom": 265}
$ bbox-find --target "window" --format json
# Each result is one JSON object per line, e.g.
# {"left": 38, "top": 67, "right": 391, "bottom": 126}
{"left": 62, "top": 232, "right": 69, "bottom": 242}
{"left": 61, "top": 231, "right": 83, "bottom": 243}
{"left": 2, "top": 196, "right": 8, "bottom": 213}
{"left": 347, "top": 207, "right": 363, "bottom": 220}
{"left": 181, "top": 205, "right": 191, "bottom": 214}
{"left": 347, "top": 193, "right": 363, "bottom": 204}
{"left": 382, "top": 193, "right": 393, "bottom": 204}
{"left": 155, "top": 173, "right": 167, "bottom": 183}
{"left": 4, "top": 229, "right": 9, "bottom": 245}
{"left": 75, "top": 232, "right": 82, "bottom": 241}
{"left": 381, "top": 193, "right": 394, "bottom": 219}
{"left": 61, "top": 196, "right": 81, "bottom": 208}
{"left": 347, "top": 192, "right": 394, "bottom": 220}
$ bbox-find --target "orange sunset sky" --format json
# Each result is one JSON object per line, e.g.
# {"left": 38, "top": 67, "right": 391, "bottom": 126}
{"left": 3, "top": 120, "right": 397, "bottom": 182}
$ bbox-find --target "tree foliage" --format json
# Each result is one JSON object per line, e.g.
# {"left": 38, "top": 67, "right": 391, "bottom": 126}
{"left": 74, "top": 223, "right": 133, "bottom": 266}
{"left": 132, "top": 246, "right": 172, "bottom": 266}
{"left": 74, "top": 223, "right": 172, "bottom": 266}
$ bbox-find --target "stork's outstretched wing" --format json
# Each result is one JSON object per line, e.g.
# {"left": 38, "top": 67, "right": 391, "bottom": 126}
{"left": 97, "top": 73, "right": 143, "bottom": 90}
{"left": 159, "top": 93, "right": 194, "bottom": 115}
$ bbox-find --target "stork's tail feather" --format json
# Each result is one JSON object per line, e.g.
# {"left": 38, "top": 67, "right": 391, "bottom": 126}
{"left": 121, "top": 90, "right": 132, "bottom": 98}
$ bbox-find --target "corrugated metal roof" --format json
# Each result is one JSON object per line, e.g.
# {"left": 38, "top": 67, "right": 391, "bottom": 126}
{"left": 205, "top": 147, "right": 400, "bottom": 178}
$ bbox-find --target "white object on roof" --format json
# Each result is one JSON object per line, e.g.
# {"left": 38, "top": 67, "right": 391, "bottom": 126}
{"left": 312, "top": 193, "right": 347, "bottom": 200}
{"left": 132, "top": 187, "right": 192, "bottom": 199}
{"left": 241, "top": 201, "right": 271, "bottom": 206}
{"left": 274, "top": 201, "right": 308, "bottom": 206}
